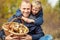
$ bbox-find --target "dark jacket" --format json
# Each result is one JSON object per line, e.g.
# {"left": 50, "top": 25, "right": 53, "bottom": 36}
{"left": 8, "top": 15, "right": 44, "bottom": 40}
{"left": 0, "top": 9, "right": 44, "bottom": 40}
{"left": 0, "top": 29, "right": 5, "bottom": 40}
{"left": 8, "top": 9, "right": 44, "bottom": 40}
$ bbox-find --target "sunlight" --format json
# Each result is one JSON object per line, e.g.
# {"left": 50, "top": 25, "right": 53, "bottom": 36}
{"left": 47, "top": 0, "right": 59, "bottom": 8}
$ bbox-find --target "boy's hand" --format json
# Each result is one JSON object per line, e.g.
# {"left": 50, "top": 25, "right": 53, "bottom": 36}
{"left": 22, "top": 16, "right": 35, "bottom": 23}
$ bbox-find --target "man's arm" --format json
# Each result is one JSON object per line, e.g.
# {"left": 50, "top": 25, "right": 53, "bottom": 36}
{"left": 0, "top": 29, "right": 5, "bottom": 40}
{"left": 5, "top": 34, "right": 20, "bottom": 40}
{"left": 8, "top": 9, "right": 22, "bottom": 22}
{"left": 8, "top": 15, "right": 16, "bottom": 22}
{"left": 15, "top": 9, "right": 21, "bottom": 17}
{"left": 30, "top": 26, "right": 44, "bottom": 40}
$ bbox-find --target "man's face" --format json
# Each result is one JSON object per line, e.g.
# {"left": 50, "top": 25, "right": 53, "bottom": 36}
{"left": 32, "top": 6, "right": 40, "bottom": 15}
{"left": 20, "top": 2, "right": 31, "bottom": 18}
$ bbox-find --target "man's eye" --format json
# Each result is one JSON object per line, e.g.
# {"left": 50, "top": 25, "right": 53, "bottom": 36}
{"left": 27, "top": 8, "right": 30, "bottom": 10}
{"left": 23, "top": 8, "right": 26, "bottom": 10}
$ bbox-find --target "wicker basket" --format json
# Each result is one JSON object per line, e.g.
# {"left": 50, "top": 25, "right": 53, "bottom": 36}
{"left": 2, "top": 22, "right": 11, "bottom": 36}
{"left": 2, "top": 22, "right": 29, "bottom": 36}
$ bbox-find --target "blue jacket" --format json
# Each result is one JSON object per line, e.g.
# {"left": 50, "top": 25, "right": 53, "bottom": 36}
{"left": 8, "top": 9, "right": 44, "bottom": 40}
{"left": 30, "top": 9, "right": 43, "bottom": 26}
{"left": 8, "top": 15, "right": 44, "bottom": 40}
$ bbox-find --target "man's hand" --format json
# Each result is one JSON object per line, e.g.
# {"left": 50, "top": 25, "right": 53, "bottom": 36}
{"left": 5, "top": 34, "right": 19, "bottom": 40}
{"left": 22, "top": 16, "right": 35, "bottom": 23}
{"left": 20, "top": 35, "right": 32, "bottom": 40}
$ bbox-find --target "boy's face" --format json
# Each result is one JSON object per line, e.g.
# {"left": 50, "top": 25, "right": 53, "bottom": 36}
{"left": 20, "top": 2, "right": 31, "bottom": 18}
{"left": 32, "top": 6, "right": 40, "bottom": 15}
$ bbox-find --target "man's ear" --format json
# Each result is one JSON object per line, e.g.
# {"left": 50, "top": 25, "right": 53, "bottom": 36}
{"left": 19, "top": 5, "right": 21, "bottom": 10}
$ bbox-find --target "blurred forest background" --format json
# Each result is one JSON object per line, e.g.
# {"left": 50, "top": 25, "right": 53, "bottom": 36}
{"left": 0, "top": 0, "right": 60, "bottom": 40}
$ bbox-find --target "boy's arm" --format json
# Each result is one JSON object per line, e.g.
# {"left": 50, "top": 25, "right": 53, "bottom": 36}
{"left": 34, "top": 16, "right": 43, "bottom": 25}
{"left": 22, "top": 10, "right": 43, "bottom": 25}
{"left": 21, "top": 9, "right": 43, "bottom": 25}
{"left": 22, "top": 15, "right": 43, "bottom": 25}
{"left": 31, "top": 11, "right": 43, "bottom": 25}
{"left": 21, "top": 16, "right": 34, "bottom": 23}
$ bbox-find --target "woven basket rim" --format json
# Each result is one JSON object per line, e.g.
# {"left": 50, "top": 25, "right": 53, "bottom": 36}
{"left": 2, "top": 22, "right": 29, "bottom": 35}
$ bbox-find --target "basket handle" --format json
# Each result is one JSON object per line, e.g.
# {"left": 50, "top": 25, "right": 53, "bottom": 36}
{"left": 7, "top": 18, "right": 19, "bottom": 28}
{"left": 11, "top": 17, "right": 24, "bottom": 24}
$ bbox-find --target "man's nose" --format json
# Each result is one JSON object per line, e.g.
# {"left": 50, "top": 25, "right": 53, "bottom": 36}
{"left": 25, "top": 9, "right": 28, "bottom": 12}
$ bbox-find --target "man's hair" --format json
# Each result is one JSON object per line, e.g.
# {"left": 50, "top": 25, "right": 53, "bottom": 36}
{"left": 19, "top": 1, "right": 31, "bottom": 8}
{"left": 32, "top": 0, "right": 42, "bottom": 8}
{"left": 22, "top": 0, "right": 30, "bottom": 2}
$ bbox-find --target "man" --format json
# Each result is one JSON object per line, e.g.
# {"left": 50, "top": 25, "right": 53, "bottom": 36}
{"left": 6, "top": 1, "right": 44, "bottom": 40}
{"left": 5, "top": 1, "right": 32, "bottom": 40}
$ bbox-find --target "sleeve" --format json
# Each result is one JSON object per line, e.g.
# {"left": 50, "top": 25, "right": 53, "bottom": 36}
{"left": 31, "top": 26, "right": 44, "bottom": 40}
{"left": 8, "top": 15, "right": 16, "bottom": 22}
{"left": 8, "top": 9, "right": 22, "bottom": 22}
{"left": 0, "top": 29, "right": 5, "bottom": 40}
{"left": 15, "top": 9, "right": 22, "bottom": 17}
{"left": 34, "top": 10, "right": 44, "bottom": 25}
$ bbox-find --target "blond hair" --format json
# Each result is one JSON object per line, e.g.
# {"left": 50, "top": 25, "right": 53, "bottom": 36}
{"left": 32, "top": 0, "right": 42, "bottom": 8}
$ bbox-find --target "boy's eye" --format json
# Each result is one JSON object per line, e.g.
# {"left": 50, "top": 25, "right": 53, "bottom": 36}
{"left": 32, "top": 9, "right": 35, "bottom": 10}
{"left": 35, "top": 10, "right": 37, "bottom": 11}
{"left": 32, "top": 9, "right": 37, "bottom": 11}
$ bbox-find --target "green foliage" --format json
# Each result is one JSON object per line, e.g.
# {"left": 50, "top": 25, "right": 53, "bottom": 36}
{"left": 0, "top": 0, "right": 60, "bottom": 40}
{"left": 40, "top": 0, "right": 47, "bottom": 5}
